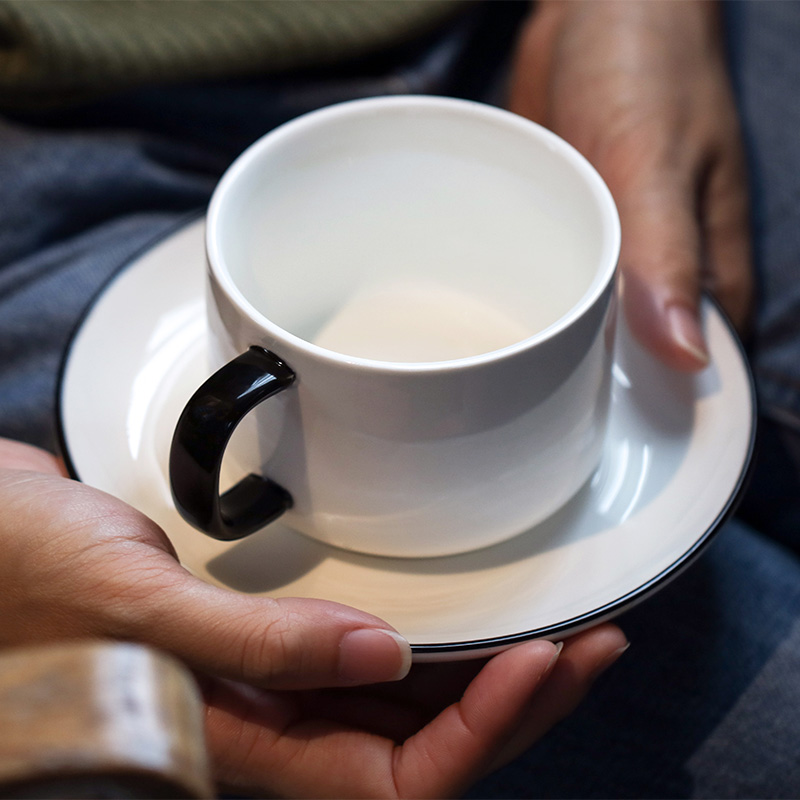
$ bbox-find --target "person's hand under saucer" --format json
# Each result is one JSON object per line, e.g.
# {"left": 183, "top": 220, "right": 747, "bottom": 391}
{"left": 509, "top": 0, "right": 753, "bottom": 371}
{"left": 0, "top": 437, "right": 628, "bottom": 798}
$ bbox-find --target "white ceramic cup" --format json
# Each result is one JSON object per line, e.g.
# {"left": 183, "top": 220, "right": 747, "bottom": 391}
{"left": 169, "top": 95, "right": 621, "bottom": 558}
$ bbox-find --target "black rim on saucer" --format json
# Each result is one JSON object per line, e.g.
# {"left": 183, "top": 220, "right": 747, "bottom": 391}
{"left": 55, "top": 217, "right": 758, "bottom": 656}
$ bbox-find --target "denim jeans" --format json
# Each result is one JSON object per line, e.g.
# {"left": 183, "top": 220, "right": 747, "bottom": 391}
{"left": 1, "top": 1, "right": 799, "bottom": 797}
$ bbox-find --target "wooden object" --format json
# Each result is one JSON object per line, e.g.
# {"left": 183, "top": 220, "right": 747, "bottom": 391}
{"left": 0, "top": 641, "right": 212, "bottom": 798}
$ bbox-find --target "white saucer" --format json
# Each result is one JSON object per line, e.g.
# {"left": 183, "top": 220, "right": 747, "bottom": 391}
{"left": 58, "top": 218, "right": 755, "bottom": 662}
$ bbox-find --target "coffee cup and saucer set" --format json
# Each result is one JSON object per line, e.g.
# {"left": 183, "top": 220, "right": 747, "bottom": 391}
{"left": 57, "top": 97, "right": 755, "bottom": 662}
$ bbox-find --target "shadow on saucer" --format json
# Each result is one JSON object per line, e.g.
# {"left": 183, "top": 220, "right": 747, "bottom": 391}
{"left": 204, "top": 479, "right": 598, "bottom": 591}
{"left": 205, "top": 524, "right": 330, "bottom": 593}
{"left": 206, "top": 320, "right": 708, "bottom": 592}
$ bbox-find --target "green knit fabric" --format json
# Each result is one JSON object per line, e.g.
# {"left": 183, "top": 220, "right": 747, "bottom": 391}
{"left": 0, "top": 0, "right": 469, "bottom": 108}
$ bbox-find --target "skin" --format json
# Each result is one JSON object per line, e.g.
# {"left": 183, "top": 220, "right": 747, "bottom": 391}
{"left": 0, "top": 1, "right": 753, "bottom": 795}
{"left": 508, "top": 0, "right": 753, "bottom": 372}
{"left": 0, "top": 437, "right": 627, "bottom": 798}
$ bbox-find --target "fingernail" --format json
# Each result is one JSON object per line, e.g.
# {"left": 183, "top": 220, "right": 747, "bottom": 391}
{"left": 338, "top": 628, "right": 412, "bottom": 685}
{"left": 547, "top": 641, "right": 564, "bottom": 672}
{"left": 666, "top": 304, "right": 710, "bottom": 366}
{"left": 591, "top": 642, "right": 630, "bottom": 681}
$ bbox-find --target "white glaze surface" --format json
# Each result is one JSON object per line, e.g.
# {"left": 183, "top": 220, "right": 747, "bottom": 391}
{"left": 59, "top": 219, "right": 754, "bottom": 660}
{"left": 203, "top": 96, "right": 621, "bottom": 555}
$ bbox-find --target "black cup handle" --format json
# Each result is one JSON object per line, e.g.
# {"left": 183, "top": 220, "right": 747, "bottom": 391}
{"left": 169, "top": 346, "right": 295, "bottom": 541}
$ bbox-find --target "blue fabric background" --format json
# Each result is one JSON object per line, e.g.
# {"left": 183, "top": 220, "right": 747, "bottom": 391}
{"left": 1, "top": 2, "right": 799, "bottom": 796}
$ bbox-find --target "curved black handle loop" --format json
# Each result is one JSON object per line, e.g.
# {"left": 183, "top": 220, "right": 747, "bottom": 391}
{"left": 169, "top": 346, "right": 295, "bottom": 541}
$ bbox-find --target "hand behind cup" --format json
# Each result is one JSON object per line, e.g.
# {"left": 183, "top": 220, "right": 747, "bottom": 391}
{"left": 508, "top": 0, "right": 753, "bottom": 371}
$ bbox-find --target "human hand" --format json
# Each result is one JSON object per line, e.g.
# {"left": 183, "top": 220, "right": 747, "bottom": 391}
{"left": 0, "top": 438, "right": 412, "bottom": 689}
{"left": 0, "top": 438, "right": 628, "bottom": 797}
{"left": 508, "top": 0, "right": 753, "bottom": 371}
{"left": 203, "top": 624, "right": 627, "bottom": 798}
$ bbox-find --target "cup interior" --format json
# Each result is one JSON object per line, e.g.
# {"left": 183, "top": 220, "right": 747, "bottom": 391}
{"left": 210, "top": 97, "right": 619, "bottom": 364}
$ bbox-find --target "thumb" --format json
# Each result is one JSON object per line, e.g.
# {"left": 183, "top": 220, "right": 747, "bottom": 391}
{"left": 0, "top": 462, "right": 411, "bottom": 690}
{"left": 126, "top": 561, "right": 412, "bottom": 691}
{"left": 619, "top": 179, "right": 710, "bottom": 372}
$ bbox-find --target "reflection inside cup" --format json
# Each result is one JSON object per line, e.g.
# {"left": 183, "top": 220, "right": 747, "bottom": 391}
{"left": 312, "top": 279, "right": 534, "bottom": 362}
{"left": 219, "top": 108, "right": 611, "bottom": 364}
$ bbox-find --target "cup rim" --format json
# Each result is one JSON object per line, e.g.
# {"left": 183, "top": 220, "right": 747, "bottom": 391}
{"left": 206, "top": 94, "right": 621, "bottom": 373}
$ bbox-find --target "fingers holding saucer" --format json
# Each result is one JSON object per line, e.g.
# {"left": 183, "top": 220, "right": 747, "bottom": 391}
{"left": 486, "top": 623, "right": 629, "bottom": 773}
